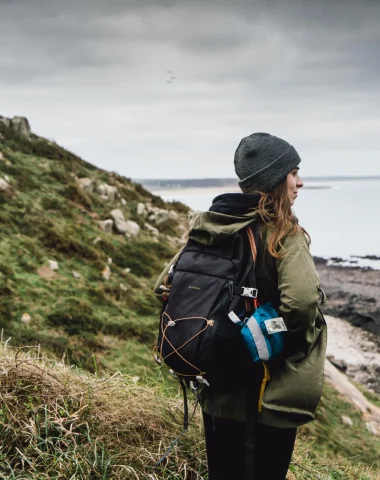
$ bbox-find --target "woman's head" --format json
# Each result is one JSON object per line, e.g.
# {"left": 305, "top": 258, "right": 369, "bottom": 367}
{"left": 234, "top": 132, "right": 308, "bottom": 257}
{"left": 234, "top": 133, "right": 302, "bottom": 194}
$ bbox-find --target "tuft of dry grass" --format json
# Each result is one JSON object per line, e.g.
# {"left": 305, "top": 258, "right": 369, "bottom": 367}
{"left": 0, "top": 342, "right": 206, "bottom": 479}
{"left": 0, "top": 341, "right": 379, "bottom": 479}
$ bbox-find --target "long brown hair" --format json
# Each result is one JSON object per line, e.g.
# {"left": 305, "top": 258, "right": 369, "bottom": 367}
{"left": 250, "top": 178, "right": 310, "bottom": 258}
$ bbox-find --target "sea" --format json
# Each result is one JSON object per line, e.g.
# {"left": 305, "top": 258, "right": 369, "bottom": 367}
{"left": 151, "top": 178, "right": 380, "bottom": 270}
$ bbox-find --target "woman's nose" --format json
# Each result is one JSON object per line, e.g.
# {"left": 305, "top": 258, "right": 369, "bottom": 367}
{"left": 297, "top": 177, "right": 304, "bottom": 188}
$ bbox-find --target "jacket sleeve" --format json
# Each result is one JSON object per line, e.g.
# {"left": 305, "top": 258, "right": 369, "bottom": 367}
{"left": 153, "top": 249, "right": 183, "bottom": 304}
{"left": 276, "top": 232, "right": 322, "bottom": 354}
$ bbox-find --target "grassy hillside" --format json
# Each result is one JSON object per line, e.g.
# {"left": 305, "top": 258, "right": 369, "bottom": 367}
{"left": 0, "top": 122, "right": 189, "bottom": 376}
{"left": 1, "top": 121, "right": 380, "bottom": 479}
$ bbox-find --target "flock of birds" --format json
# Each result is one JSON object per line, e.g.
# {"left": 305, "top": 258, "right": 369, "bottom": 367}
{"left": 166, "top": 70, "right": 176, "bottom": 84}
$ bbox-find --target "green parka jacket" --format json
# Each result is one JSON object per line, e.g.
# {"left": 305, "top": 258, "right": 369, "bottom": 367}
{"left": 154, "top": 193, "right": 327, "bottom": 428}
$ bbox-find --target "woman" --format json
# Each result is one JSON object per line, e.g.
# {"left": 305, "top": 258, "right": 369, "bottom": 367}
{"left": 155, "top": 133, "right": 327, "bottom": 479}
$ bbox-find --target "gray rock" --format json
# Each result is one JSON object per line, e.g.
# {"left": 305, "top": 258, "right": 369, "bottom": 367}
{"left": 72, "top": 271, "right": 81, "bottom": 280}
{"left": 99, "top": 219, "right": 113, "bottom": 233}
{"left": 77, "top": 177, "right": 94, "bottom": 193}
{"left": 0, "top": 151, "right": 3, "bottom": 161}
{"left": 330, "top": 357, "right": 348, "bottom": 372}
{"left": 149, "top": 209, "right": 170, "bottom": 226}
{"left": 48, "top": 260, "right": 59, "bottom": 271}
{"left": 121, "top": 198, "right": 127, "bottom": 206}
{"left": 124, "top": 220, "right": 140, "bottom": 236}
{"left": 0, "top": 116, "right": 32, "bottom": 138}
{"left": 137, "top": 202, "right": 147, "bottom": 216}
{"left": 0, "top": 116, "right": 11, "bottom": 128}
{"left": 110, "top": 209, "right": 125, "bottom": 222}
{"left": 0, "top": 178, "right": 10, "bottom": 192}
{"left": 11, "top": 116, "right": 31, "bottom": 137}
{"left": 145, "top": 223, "right": 159, "bottom": 237}
{"left": 110, "top": 209, "right": 129, "bottom": 234}
{"left": 96, "top": 184, "right": 118, "bottom": 202}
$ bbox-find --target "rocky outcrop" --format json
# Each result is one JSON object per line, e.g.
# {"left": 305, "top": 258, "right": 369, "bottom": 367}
{"left": 109, "top": 209, "right": 140, "bottom": 236}
{"left": 0, "top": 115, "right": 31, "bottom": 138}
{"left": 96, "top": 184, "right": 118, "bottom": 202}
{"left": 317, "top": 263, "right": 380, "bottom": 336}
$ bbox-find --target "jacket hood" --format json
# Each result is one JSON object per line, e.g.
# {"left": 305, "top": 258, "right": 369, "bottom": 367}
{"left": 189, "top": 193, "right": 261, "bottom": 245}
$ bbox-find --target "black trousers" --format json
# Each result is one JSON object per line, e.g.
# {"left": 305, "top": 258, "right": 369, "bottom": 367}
{"left": 203, "top": 412, "right": 297, "bottom": 480}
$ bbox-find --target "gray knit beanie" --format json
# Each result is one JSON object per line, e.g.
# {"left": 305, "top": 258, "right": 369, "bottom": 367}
{"left": 234, "top": 132, "right": 301, "bottom": 192}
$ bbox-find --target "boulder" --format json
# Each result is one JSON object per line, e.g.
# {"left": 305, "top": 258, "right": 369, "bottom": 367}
{"left": 149, "top": 209, "right": 170, "bottom": 226}
{"left": 0, "top": 115, "right": 31, "bottom": 137}
{"left": 137, "top": 202, "right": 147, "bottom": 216}
{"left": 0, "top": 116, "right": 11, "bottom": 128}
{"left": 110, "top": 209, "right": 129, "bottom": 234}
{"left": 0, "top": 151, "right": 3, "bottom": 161}
{"left": 48, "top": 260, "right": 59, "bottom": 271}
{"left": 145, "top": 223, "right": 159, "bottom": 237}
{"left": 11, "top": 116, "right": 31, "bottom": 137}
{"left": 110, "top": 209, "right": 125, "bottom": 222}
{"left": 99, "top": 219, "right": 113, "bottom": 233}
{"left": 72, "top": 271, "right": 81, "bottom": 280}
{"left": 0, "top": 178, "right": 10, "bottom": 192}
{"left": 121, "top": 198, "right": 127, "bottom": 206}
{"left": 124, "top": 220, "right": 140, "bottom": 236}
{"left": 96, "top": 184, "right": 118, "bottom": 202}
{"left": 77, "top": 177, "right": 94, "bottom": 193}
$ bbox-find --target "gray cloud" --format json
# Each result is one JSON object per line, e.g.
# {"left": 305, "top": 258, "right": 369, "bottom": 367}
{"left": 1, "top": 0, "right": 379, "bottom": 178}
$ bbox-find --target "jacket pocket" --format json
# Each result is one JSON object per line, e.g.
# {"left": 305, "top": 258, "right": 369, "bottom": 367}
{"left": 260, "top": 322, "right": 327, "bottom": 428}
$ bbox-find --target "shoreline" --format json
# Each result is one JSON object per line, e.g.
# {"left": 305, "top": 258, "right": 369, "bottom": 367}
{"left": 316, "top": 260, "right": 380, "bottom": 338}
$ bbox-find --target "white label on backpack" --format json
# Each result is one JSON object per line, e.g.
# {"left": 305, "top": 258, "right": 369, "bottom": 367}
{"left": 264, "top": 317, "right": 287, "bottom": 334}
{"left": 228, "top": 311, "right": 241, "bottom": 324}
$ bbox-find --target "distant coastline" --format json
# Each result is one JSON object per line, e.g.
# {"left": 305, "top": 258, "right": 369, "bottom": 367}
{"left": 139, "top": 175, "right": 380, "bottom": 190}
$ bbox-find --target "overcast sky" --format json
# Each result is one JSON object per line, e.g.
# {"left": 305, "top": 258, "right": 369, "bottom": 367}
{"left": 1, "top": 0, "right": 379, "bottom": 179}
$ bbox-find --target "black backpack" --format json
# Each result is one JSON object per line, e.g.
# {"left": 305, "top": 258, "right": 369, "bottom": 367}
{"left": 153, "top": 223, "right": 261, "bottom": 465}
{"left": 154, "top": 223, "right": 260, "bottom": 390}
